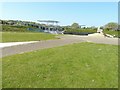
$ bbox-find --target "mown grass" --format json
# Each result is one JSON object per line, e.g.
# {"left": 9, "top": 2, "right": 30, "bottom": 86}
{"left": 2, "top": 42, "right": 118, "bottom": 88}
{"left": 1, "top": 32, "right": 57, "bottom": 42}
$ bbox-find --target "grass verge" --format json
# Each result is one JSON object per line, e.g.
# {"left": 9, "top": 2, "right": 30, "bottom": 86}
{"left": 103, "top": 30, "right": 120, "bottom": 38}
{"left": 1, "top": 32, "right": 57, "bottom": 42}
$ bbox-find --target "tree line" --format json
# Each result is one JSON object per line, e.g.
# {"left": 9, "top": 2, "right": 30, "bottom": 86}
{"left": 67, "top": 22, "right": 119, "bottom": 31}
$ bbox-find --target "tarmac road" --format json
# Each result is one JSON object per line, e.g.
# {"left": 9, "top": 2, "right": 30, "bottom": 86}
{"left": 1, "top": 35, "right": 119, "bottom": 58}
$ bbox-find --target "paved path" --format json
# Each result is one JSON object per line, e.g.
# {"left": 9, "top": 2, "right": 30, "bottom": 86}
{"left": 1, "top": 36, "right": 85, "bottom": 58}
{"left": 1, "top": 35, "right": 119, "bottom": 58}
{"left": 0, "top": 41, "right": 39, "bottom": 48}
{"left": 68, "top": 35, "right": 119, "bottom": 45}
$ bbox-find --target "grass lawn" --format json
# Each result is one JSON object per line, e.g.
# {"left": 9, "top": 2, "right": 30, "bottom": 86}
{"left": 1, "top": 32, "right": 57, "bottom": 42}
{"left": 2, "top": 42, "right": 118, "bottom": 88}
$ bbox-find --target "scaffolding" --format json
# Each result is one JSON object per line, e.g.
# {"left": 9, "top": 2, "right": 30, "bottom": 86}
{"left": 37, "top": 20, "right": 59, "bottom": 26}
{"left": 37, "top": 20, "right": 63, "bottom": 34}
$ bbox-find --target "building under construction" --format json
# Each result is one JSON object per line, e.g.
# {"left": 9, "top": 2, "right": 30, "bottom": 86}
{"left": 37, "top": 20, "right": 64, "bottom": 34}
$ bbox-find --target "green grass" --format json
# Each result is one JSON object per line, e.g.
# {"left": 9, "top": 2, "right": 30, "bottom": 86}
{"left": 1, "top": 32, "right": 57, "bottom": 42}
{"left": 65, "top": 28, "right": 97, "bottom": 33}
{"left": 2, "top": 42, "right": 118, "bottom": 88}
{"left": 103, "top": 30, "right": 120, "bottom": 38}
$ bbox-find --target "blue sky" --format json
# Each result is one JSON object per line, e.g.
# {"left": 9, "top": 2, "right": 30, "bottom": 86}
{"left": 1, "top": 2, "right": 118, "bottom": 27}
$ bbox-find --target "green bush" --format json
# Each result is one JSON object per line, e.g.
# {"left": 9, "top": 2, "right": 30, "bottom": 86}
{"left": 65, "top": 28, "right": 97, "bottom": 33}
{"left": 2, "top": 25, "right": 37, "bottom": 32}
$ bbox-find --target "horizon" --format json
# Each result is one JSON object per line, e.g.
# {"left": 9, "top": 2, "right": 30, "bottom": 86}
{"left": 1, "top": 2, "right": 118, "bottom": 27}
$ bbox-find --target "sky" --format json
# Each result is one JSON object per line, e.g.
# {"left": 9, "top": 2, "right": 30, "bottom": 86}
{"left": 1, "top": 2, "right": 118, "bottom": 27}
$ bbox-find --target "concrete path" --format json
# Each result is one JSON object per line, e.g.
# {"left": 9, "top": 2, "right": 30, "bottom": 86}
{"left": 0, "top": 41, "right": 39, "bottom": 48}
{"left": 1, "top": 35, "right": 119, "bottom": 58}
{"left": 1, "top": 36, "right": 85, "bottom": 58}
{"left": 68, "top": 35, "right": 119, "bottom": 45}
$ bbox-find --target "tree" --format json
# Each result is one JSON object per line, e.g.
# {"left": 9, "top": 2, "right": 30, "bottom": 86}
{"left": 90, "top": 26, "right": 97, "bottom": 30}
{"left": 71, "top": 23, "right": 80, "bottom": 29}
{"left": 118, "top": 25, "right": 120, "bottom": 30}
{"left": 104, "top": 22, "right": 118, "bottom": 30}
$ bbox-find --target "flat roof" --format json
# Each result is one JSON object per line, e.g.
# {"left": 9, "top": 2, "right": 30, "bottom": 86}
{"left": 37, "top": 20, "right": 59, "bottom": 23}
